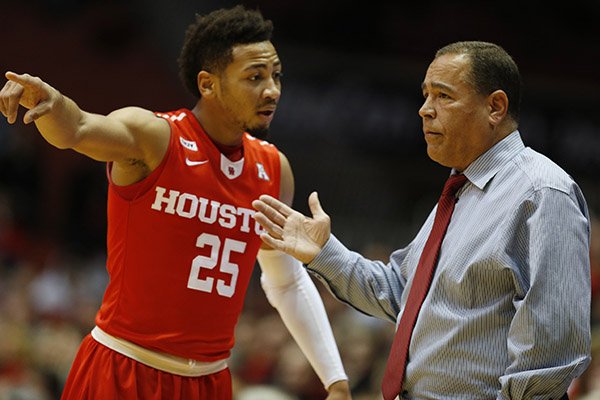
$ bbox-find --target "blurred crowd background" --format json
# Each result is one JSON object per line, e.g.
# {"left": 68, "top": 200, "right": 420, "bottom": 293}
{"left": 0, "top": 1, "right": 599, "bottom": 399}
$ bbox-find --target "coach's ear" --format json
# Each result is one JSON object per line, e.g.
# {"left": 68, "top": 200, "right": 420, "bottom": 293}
{"left": 487, "top": 89, "right": 509, "bottom": 126}
{"left": 197, "top": 71, "right": 215, "bottom": 97}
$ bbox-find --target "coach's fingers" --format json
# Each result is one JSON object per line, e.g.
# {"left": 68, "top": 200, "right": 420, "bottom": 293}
{"left": 258, "top": 232, "right": 285, "bottom": 251}
{"left": 257, "top": 194, "right": 295, "bottom": 218}
{"left": 252, "top": 198, "right": 287, "bottom": 227}
{"left": 308, "top": 191, "right": 328, "bottom": 219}
{"left": 253, "top": 212, "right": 284, "bottom": 239}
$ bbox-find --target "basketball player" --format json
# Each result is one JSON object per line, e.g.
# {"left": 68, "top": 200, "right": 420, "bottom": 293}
{"left": 0, "top": 5, "right": 350, "bottom": 400}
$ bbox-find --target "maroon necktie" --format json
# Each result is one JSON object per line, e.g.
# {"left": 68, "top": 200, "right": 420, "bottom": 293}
{"left": 381, "top": 173, "right": 468, "bottom": 400}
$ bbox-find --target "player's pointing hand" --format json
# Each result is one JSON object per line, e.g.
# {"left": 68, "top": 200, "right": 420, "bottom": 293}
{"left": 252, "top": 191, "right": 331, "bottom": 264}
{"left": 0, "top": 72, "right": 60, "bottom": 124}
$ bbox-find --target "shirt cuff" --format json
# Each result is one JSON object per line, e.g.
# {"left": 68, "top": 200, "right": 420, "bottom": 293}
{"left": 306, "top": 234, "right": 353, "bottom": 281}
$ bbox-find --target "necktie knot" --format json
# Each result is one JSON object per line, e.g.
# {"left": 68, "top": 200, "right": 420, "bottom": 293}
{"left": 441, "top": 174, "right": 468, "bottom": 198}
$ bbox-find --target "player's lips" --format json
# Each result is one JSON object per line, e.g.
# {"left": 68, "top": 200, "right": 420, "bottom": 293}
{"left": 257, "top": 108, "right": 276, "bottom": 122}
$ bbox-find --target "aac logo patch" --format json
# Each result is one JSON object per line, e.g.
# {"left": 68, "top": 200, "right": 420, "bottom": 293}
{"left": 256, "top": 163, "right": 270, "bottom": 181}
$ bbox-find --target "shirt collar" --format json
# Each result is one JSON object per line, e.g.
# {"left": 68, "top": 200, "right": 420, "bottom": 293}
{"left": 453, "top": 130, "right": 525, "bottom": 191}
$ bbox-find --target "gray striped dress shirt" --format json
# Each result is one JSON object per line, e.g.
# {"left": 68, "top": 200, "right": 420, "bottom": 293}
{"left": 307, "top": 131, "right": 591, "bottom": 399}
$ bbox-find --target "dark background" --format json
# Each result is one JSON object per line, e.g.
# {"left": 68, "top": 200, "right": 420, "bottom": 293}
{"left": 0, "top": 1, "right": 599, "bottom": 398}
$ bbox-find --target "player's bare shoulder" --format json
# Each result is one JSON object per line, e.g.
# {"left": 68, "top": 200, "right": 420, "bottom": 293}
{"left": 108, "top": 106, "right": 169, "bottom": 137}
{"left": 108, "top": 106, "right": 171, "bottom": 185}
{"left": 114, "top": 107, "right": 169, "bottom": 161}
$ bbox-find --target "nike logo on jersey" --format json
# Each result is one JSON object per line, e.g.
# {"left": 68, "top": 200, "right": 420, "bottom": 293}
{"left": 185, "top": 158, "right": 209, "bottom": 166}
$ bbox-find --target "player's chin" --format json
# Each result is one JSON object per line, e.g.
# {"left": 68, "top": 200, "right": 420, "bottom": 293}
{"left": 246, "top": 124, "right": 271, "bottom": 140}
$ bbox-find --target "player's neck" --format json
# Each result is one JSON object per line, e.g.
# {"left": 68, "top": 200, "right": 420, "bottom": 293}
{"left": 191, "top": 102, "right": 244, "bottom": 147}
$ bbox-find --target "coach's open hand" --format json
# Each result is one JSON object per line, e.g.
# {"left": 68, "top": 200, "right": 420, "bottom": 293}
{"left": 252, "top": 192, "right": 331, "bottom": 264}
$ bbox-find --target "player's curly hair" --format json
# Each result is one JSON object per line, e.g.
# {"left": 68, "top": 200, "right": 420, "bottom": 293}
{"left": 178, "top": 5, "right": 274, "bottom": 98}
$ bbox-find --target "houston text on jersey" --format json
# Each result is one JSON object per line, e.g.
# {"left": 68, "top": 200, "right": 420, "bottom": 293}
{"left": 151, "top": 186, "right": 265, "bottom": 235}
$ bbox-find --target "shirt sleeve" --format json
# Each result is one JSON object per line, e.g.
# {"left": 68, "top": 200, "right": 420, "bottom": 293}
{"left": 306, "top": 234, "right": 410, "bottom": 324}
{"left": 498, "top": 186, "right": 591, "bottom": 399}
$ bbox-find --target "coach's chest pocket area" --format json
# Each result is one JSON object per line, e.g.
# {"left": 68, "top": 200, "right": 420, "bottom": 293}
{"left": 434, "top": 220, "right": 516, "bottom": 311}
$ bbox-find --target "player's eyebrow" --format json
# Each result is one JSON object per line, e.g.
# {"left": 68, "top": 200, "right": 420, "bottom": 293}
{"left": 243, "top": 60, "right": 282, "bottom": 71}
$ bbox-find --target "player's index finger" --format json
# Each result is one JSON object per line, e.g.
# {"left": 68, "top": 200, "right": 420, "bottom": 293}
{"left": 5, "top": 71, "right": 34, "bottom": 86}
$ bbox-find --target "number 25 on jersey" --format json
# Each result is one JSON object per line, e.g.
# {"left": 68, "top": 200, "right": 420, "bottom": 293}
{"left": 187, "top": 233, "right": 246, "bottom": 298}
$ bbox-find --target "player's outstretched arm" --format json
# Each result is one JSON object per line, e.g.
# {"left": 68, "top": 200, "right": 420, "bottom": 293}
{"left": 0, "top": 71, "right": 168, "bottom": 171}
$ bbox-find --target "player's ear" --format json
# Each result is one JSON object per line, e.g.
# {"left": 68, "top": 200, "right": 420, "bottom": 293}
{"left": 197, "top": 71, "right": 215, "bottom": 97}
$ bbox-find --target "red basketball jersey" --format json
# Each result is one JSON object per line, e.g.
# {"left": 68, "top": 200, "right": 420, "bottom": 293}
{"left": 96, "top": 108, "right": 281, "bottom": 361}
